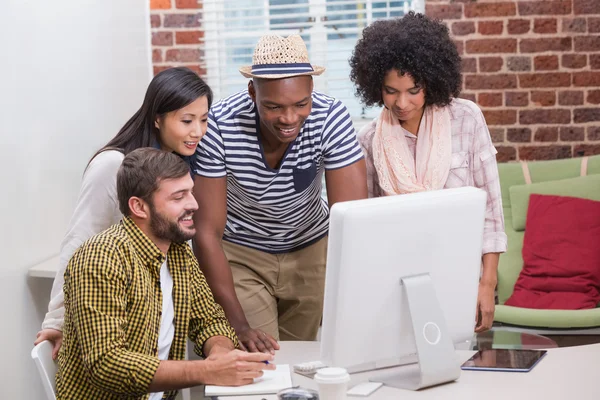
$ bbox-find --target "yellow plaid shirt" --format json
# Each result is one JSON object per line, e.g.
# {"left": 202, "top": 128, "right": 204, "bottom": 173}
{"left": 56, "top": 217, "right": 238, "bottom": 399}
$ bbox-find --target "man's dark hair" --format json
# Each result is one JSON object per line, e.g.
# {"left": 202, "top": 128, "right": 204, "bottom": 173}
{"left": 349, "top": 11, "right": 462, "bottom": 108}
{"left": 116, "top": 148, "right": 190, "bottom": 216}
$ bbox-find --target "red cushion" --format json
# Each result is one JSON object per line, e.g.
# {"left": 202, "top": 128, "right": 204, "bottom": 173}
{"left": 505, "top": 194, "right": 600, "bottom": 310}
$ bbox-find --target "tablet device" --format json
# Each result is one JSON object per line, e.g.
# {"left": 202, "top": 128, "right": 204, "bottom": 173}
{"left": 461, "top": 349, "right": 547, "bottom": 372}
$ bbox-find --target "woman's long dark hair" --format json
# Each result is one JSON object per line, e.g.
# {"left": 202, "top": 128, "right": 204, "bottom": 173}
{"left": 91, "top": 67, "right": 213, "bottom": 162}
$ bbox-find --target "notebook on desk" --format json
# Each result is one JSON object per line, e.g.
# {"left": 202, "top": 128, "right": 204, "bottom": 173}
{"left": 205, "top": 364, "right": 293, "bottom": 397}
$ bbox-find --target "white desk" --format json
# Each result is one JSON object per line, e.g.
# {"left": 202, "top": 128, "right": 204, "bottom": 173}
{"left": 28, "top": 255, "right": 59, "bottom": 278}
{"left": 197, "top": 341, "right": 600, "bottom": 400}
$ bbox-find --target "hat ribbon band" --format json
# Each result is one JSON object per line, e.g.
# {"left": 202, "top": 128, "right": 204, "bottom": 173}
{"left": 251, "top": 62, "right": 314, "bottom": 75}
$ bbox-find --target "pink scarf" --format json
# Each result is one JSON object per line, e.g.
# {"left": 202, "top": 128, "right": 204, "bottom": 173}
{"left": 372, "top": 106, "right": 452, "bottom": 196}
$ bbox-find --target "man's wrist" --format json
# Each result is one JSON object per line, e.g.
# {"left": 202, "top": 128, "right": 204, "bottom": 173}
{"left": 208, "top": 340, "right": 234, "bottom": 356}
{"left": 209, "top": 345, "right": 232, "bottom": 356}
{"left": 222, "top": 304, "right": 250, "bottom": 332}
{"left": 204, "top": 336, "right": 235, "bottom": 356}
{"left": 232, "top": 321, "right": 251, "bottom": 332}
{"left": 190, "top": 359, "right": 210, "bottom": 385}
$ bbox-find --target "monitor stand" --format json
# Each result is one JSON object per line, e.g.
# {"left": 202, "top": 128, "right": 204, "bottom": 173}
{"left": 369, "top": 273, "right": 461, "bottom": 390}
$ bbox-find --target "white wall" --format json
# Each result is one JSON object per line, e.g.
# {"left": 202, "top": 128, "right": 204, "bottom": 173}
{"left": 0, "top": 0, "right": 152, "bottom": 397}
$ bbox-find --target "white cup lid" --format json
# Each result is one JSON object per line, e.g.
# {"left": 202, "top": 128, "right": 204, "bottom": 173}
{"left": 314, "top": 367, "right": 350, "bottom": 384}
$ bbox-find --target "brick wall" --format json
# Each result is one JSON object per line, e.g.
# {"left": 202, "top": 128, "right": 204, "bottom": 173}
{"left": 149, "top": 0, "right": 600, "bottom": 161}
{"left": 426, "top": 0, "right": 600, "bottom": 161}
{"left": 149, "top": 0, "right": 204, "bottom": 75}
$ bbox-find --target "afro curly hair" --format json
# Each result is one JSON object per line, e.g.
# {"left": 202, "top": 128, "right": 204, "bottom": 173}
{"left": 349, "top": 12, "right": 462, "bottom": 108}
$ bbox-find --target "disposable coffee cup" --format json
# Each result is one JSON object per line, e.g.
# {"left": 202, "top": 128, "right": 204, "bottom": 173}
{"left": 314, "top": 367, "right": 350, "bottom": 400}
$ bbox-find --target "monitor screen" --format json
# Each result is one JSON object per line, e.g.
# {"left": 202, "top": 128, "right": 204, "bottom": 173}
{"left": 321, "top": 187, "right": 487, "bottom": 377}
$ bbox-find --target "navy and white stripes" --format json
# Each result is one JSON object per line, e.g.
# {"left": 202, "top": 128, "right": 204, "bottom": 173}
{"left": 194, "top": 90, "right": 363, "bottom": 253}
{"left": 251, "top": 62, "right": 314, "bottom": 76}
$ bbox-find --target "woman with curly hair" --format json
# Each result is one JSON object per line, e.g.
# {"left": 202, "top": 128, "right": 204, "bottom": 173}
{"left": 350, "top": 12, "right": 506, "bottom": 332}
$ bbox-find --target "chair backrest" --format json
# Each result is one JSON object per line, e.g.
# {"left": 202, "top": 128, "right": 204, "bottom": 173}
{"left": 31, "top": 340, "right": 57, "bottom": 400}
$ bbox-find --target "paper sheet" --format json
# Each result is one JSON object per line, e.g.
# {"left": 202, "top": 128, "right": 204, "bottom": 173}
{"left": 205, "top": 364, "right": 293, "bottom": 396}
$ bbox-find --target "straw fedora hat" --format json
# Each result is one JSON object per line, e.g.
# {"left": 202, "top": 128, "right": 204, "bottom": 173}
{"left": 239, "top": 34, "right": 326, "bottom": 79}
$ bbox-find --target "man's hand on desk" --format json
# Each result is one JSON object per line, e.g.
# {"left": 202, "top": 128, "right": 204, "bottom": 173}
{"left": 34, "top": 328, "right": 63, "bottom": 360}
{"left": 202, "top": 349, "right": 275, "bottom": 386}
{"left": 237, "top": 326, "right": 280, "bottom": 354}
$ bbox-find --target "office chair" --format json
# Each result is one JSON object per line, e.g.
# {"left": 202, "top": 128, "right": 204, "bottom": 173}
{"left": 30, "top": 339, "right": 192, "bottom": 400}
{"left": 31, "top": 340, "right": 57, "bottom": 400}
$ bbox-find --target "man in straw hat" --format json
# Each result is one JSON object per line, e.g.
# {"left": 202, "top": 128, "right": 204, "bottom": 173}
{"left": 192, "top": 34, "right": 368, "bottom": 352}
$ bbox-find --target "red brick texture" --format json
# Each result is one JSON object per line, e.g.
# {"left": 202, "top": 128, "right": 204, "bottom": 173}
{"left": 150, "top": 0, "right": 205, "bottom": 76}
{"left": 428, "top": 0, "right": 600, "bottom": 160}
{"left": 147, "top": 1, "right": 600, "bottom": 161}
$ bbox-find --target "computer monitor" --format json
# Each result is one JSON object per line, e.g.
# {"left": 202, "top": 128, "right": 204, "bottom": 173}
{"left": 320, "top": 187, "right": 486, "bottom": 390}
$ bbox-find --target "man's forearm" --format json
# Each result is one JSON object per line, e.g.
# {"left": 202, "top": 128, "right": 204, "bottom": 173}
{"left": 211, "top": 285, "right": 248, "bottom": 330}
{"left": 194, "top": 236, "right": 250, "bottom": 330}
{"left": 83, "top": 348, "right": 161, "bottom": 395}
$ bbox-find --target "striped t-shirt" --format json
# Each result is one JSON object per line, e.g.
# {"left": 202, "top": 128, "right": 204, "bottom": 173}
{"left": 194, "top": 90, "right": 363, "bottom": 253}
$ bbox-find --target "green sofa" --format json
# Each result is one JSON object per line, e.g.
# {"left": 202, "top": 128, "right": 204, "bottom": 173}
{"left": 494, "top": 155, "right": 600, "bottom": 329}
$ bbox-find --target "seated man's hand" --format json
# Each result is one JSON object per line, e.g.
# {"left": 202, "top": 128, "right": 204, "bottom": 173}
{"left": 204, "top": 349, "right": 275, "bottom": 386}
{"left": 237, "top": 327, "right": 280, "bottom": 354}
{"left": 34, "top": 329, "right": 63, "bottom": 360}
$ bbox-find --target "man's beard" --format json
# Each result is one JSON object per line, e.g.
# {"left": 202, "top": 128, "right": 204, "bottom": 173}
{"left": 148, "top": 203, "right": 195, "bottom": 244}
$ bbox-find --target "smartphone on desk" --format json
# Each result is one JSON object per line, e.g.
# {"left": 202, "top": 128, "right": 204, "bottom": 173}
{"left": 461, "top": 349, "right": 547, "bottom": 372}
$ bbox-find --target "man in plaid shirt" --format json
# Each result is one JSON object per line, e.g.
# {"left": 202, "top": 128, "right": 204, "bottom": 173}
{"left": 56, "top": 148, "right": 273, "bottom": 400}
